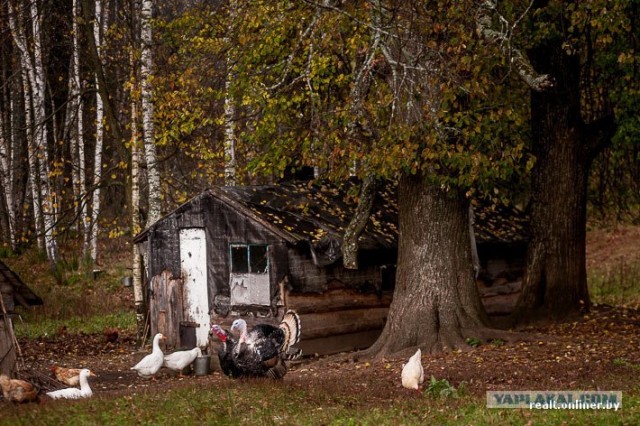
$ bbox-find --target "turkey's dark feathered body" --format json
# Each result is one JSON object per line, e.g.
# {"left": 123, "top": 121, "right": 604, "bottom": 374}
{"left": 212, "top": 310, "right": 301, "bottom": 380}
{"left": 217, "top": 333, "right": 245, "bottom": 378}
{"left": 232, "top": 328, "right": 288, "bottom": 379}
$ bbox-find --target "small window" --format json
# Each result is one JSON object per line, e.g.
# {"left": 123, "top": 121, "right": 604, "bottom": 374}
{"left": 230, "top": 244, "right": 269, "bottom": 274}
{"left": 230, "top": 245, "right": 249, "bottom": 273}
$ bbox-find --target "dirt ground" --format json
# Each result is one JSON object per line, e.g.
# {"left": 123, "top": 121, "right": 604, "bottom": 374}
{"left": 11, "top": 302, "right": 639, "bottom": 402}
{"left": 9, "top": 225, "right": 640, "bottom": 402}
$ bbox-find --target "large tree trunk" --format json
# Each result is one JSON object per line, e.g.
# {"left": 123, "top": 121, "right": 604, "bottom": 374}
{"left": 365, "top": 174, "right": 490, "bottom": 356}
{"left": 512, "top": 15, "right": 614, "bottom": 323}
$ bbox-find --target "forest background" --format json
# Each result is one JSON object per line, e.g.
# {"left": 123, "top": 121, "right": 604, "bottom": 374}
{"left": 0, "top": 0, "right": 639, "bottom": 344}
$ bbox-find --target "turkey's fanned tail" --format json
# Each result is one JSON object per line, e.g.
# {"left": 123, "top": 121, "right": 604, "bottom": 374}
{"left": 278, "top": 310, "right": 301, "bottom": 353}
{"left": 282, "top": 347, "right": 303, "bottom": 361}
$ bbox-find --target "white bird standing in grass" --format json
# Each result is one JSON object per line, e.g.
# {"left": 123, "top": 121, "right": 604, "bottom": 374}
{"left": 401, "top": 348, "right": 424, "bottom": 391}
{"left": 163, "top": 347, "right": 202, "bottom": 376}
{"left": 131, "top": 333, "right": 166, "bottom": 379}
{"left": 46, "top": 369, "right": 96, "bottom": 400}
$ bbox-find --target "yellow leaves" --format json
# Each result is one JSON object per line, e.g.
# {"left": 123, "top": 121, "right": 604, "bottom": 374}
{"left": 618, "top": 51, "right": 634, "bottom": 64}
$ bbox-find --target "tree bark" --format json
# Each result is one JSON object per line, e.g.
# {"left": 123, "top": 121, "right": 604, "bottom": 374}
{"left": 88, "top": 0, "right": 107, "bottom": 262}
{"left": 342, "top": 174, "right": 378, "bottom": 269}
{"left": 8, "top": 0, "right": 57, "bottom": 260}
{"left": 140, "top": 0, "right": 161, "bottom": 227}
{"left": 80, "top": 0, "right": 123, "bottom": 145}
{"left": 365, "top": 174, "right": 490, "bottom": 356}
{"left": 512, "top": 19, "right": 614, "bottom": 324}
{"left": 30, "top": 0, "right": 59, "bottom": 264}
{"left": 0, "top": 100, "right": 15, "bottom": 248}
{"left": 67, "top": 0, "right": 85, "bottom": 237}
{"left": 130, "top": 51, "right": 146, "bottom": 343}
{"left": 223, "top": 0, "right": 237, "bottom": 186}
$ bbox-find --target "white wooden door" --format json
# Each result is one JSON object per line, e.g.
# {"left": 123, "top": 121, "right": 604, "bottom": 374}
{"left": 179, "top": 228, "right": 210, "bottom": 347}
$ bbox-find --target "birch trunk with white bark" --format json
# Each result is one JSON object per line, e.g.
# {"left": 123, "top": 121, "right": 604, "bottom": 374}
{"left": 140, "top": 0, "right": 161, "bottom": 227}
{"left": 67, "top": 0, "right": 87, "bottom": 244}
{"left": 88, "top": 0, "right": 107, "bottom": 262}
{"left": 130, "top": 51, "right": 146, "bottom": 341}
{"left": 8, "top": 0, "right": 58, "bottom": 261}
{"left": 29, "top": 0, "right": 58, "bottom": 263}
{"left": 0, "top": 108, "right": 16, "bottom": 248}
{"left": 223, "top": 0, "right": 237, "bottom": 186}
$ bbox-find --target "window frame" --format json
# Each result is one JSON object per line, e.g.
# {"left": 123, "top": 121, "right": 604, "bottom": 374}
{"left": 229, "top": 243, "right": 270, "bottom": 275}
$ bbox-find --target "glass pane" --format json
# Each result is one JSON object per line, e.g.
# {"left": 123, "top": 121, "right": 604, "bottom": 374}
{"left": 230, "top": 245, "right": 248, "bottom": 273}
{"left": 249, "top": 245, "right": 268, "bottom": 274}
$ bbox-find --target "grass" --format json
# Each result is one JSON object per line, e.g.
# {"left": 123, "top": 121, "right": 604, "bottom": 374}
{"left": 425, "top": 376, "right": 461, "bottom": 398}
{"left": 1, "top": 382, "right": 637, "bottom": 425}
{"left": 13, "top": 311, "right": 136, "bottom": 339}
{"left": 3, "top": 241, "right": 134, "bottom": 336}
{"left": 613, "top": 358, "right": 640, "bottom": 372}
{"left": 2, "top": 232, "right": 639, "bottom": 424}
{"left": 588, "top": 254, "right": 640, "bottom": 308}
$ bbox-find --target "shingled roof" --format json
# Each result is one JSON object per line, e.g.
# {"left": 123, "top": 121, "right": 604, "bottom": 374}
{"left": 215, "top": 179, "right": 527, "bottom": 248}
{"left": 136, "top": 179, "right": 528, "bottom": 265}
{"left": 0, "top": 259, "right": 43, "bottom": 309}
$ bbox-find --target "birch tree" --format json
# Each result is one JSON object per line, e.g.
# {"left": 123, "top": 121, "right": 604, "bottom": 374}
{"left": 66, "top": 0, "right": 86, "bottom": 243}
{"left": 140, "top": 0, "right": 161, "bottom": 227}
{"left": 87, "top": 0, "right": 109, "bottom": 262}
{"left": 0, "top": 102, "right": 16, "bottom": 248}
{"left": 8, "top": 0, "right": 59, "bottom": 263}
{"left": 130, "top": 50, "right": 145, "bottom": 339}
{"left": 222, "top": 0, "right": 238, "bottom": 186}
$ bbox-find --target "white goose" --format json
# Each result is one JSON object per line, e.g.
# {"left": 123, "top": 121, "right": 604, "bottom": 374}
{"left": 163, "top": 347, "right": 202, "bottom": 376}
{"left": 131, "top": 333, "right": 166, "bottom": 379}
{"left": 401, "top": 348, "right": 424, "bottom": 391}
{"left": 46, "top": 369, "right": 95, "bottom": 400}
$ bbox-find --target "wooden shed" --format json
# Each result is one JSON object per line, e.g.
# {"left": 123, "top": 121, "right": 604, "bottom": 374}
{"left": 134, "top": 179, "right": 527, "bottom": 355}
{"left": 0, "top": 259, "right": 43, "bottom": 376}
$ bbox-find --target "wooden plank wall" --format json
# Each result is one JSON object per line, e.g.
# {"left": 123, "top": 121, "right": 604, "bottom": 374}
{"left": 285, "top": 287, "right": 391, "bottom": 355}
{"left": 0, "top": 320, "right": 17, "bottom": 376}
{"left": 0, "top": 282, "right": 16, "bottom": 376}
{"left": 150, "top": 271, "right": 184, "bottom": 349}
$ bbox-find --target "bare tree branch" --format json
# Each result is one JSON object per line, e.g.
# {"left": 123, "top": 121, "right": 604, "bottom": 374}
{"left": 476, "top": 0, "right": 555, "bottom": 92}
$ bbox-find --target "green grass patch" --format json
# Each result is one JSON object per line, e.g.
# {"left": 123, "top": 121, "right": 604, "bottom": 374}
{"left": 588, "top": 254, "right": 640, "bottom": 307}
{"left": 425, "top": 376, "right": 461, "bottom": 398}
{"left": 465, "top": 337, "right": 481, "bottom": 347}
{"left": 613, "top": 358, "right": 640, "bottom": 372}
{"left": 13, "top": 311, "right": 136, "bottom": 339}
{"left": 1, "top": 383, "right": 637, "bottom": 425}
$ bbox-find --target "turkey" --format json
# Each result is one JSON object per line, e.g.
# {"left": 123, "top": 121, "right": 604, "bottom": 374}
{"left": 209, "top": 325, "right": 245, "bottom": 378}
{"left": 401, "top": 348, "right": 424, "bottom": 391}
{"left": 211, "top": 310, "right": 302, "bottom": 379}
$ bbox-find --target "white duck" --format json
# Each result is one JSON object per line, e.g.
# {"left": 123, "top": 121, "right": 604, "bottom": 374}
{"left": 131, "top": 333, "right": 166, "bottom": 379}
{"left": 163, "top": 347, "right": 202, "bottom": 376}
{"left": 401, "top": 348, "right": 424, "bottom": 391}
{"left": 46, "top": 369, "right": 95, "bottom": 400}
